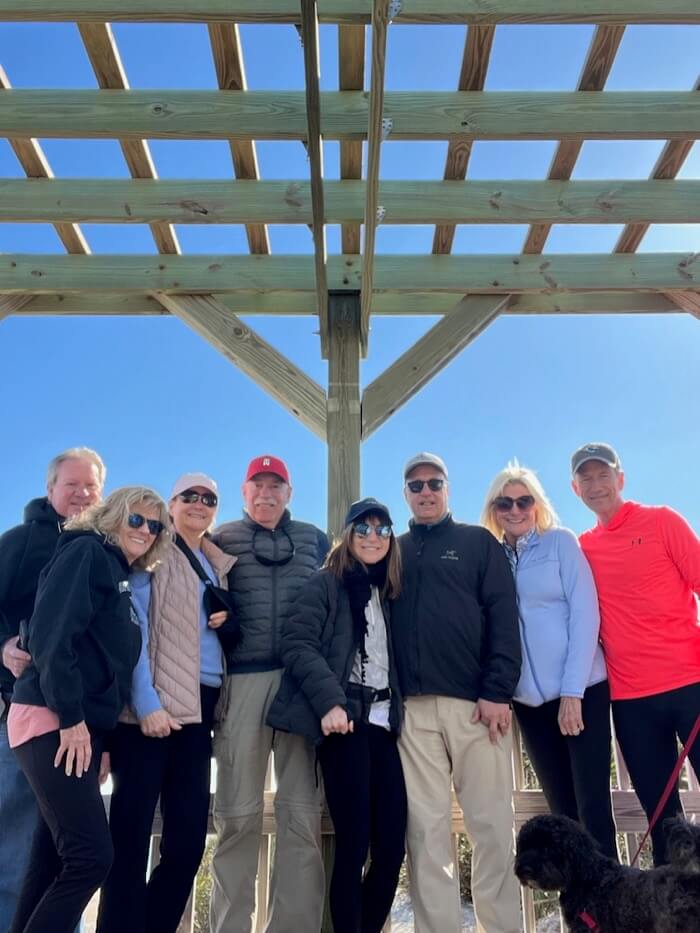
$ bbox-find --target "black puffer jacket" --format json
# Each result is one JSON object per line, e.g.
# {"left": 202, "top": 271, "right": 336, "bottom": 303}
{"left": 13, "top": 530, "right": 142, "bottom": 731}
{"left": 267, "top": 569, "right": 403, "bottom": 745}
{"left": 212, "top": 510, "right": 329, "bottom": 673}
{"left": 0, "top": 497, "right": 63, "bottom": 700}
{"left": 392, "top": 515, "right": 521, "bottom": 704}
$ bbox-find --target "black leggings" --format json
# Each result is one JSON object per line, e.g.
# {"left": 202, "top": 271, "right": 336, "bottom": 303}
{"left": 96, "top": 685, "right": 219, "bottom": 933}
{"left": 612, "top": 680, "right": 700, "bottom": 866}
{"left": 318, "top": 722, "right": 407, "bottom": 933}
{"left": 11, "top": 731, "right": 111, "bottom": 933}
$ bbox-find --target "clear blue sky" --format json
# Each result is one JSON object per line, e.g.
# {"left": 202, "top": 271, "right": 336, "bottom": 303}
{"left": 0, "top": 22, "right": 698, "bottom": 536}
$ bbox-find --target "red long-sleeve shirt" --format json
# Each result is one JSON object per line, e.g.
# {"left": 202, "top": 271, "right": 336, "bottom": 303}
{"left": 579, "top": 501, "right": 700, "bottom": 700}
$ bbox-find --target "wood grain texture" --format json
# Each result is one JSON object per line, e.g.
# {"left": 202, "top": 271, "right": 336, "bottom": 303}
{"left": 0, "top": 294, "right": 33, "bottom": 321}
{"left": 338, "top": 23, "right": 365, "bottom": 254}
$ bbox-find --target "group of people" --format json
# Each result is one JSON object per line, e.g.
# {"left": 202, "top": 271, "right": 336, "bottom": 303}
{"left": 0, "top": 442, "right": 698, "bottom": 933}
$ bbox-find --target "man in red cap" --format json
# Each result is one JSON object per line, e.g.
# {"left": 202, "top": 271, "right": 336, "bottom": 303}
{"left": 210, "top": 455, "right": 329, "bottom": 933}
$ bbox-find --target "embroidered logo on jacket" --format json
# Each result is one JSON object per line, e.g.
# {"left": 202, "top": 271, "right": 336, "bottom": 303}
{"left": 441, "top": 549, "right": 459, "bottom": 561}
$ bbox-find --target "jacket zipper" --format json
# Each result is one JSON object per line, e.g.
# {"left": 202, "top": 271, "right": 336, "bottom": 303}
{"left": 413, "top": 535, "right": 425, "bottom": 694}
{"left": 271, "top": 528, "right": 279, "bottom": 662}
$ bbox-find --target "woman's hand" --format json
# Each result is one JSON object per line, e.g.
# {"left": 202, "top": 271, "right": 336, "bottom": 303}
{"left": 54, "top": 721, "right": 92, "bottom": 778}
{"left": 558, "top": 696, "right": 584, "bottom": 736}
{"left": 321, "top": 705, "right": 353, "bottom": 736}
{"left": 208, "top": 611, "right": 229, "bottom": 629}
{"left": 98, "top": 751, "right": 111, "bottom": 785}
{"left": 140, "top": 709, "right": 183, "bottom": 738}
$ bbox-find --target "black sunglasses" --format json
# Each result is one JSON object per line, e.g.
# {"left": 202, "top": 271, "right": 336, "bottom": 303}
{"left": 493, "top": 495, "right": 536, "bottom": 512}
{"left": 178, "top": 489, "right": 218, "bottom": 508}
{"left": 353, "top": 522, "right": 392, "bottom": 539}
{"left": 252, "top": 526, "right": 296, "bottom": 567}
{"left": 406, "top": 478, "right": 445, "bottom": 494}
{"left": 127, "top": 513, "right": 165, "bottom": 536}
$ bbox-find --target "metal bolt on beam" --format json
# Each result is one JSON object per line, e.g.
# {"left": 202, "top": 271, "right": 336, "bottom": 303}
{"left": 381, "top": 117, "right": 393, "bottom": 139}
{"left": 376, "top": 205, "right": 386, "bottom": 224}
{"left": 388, "top": 0, "right": 403, "bottom": 22}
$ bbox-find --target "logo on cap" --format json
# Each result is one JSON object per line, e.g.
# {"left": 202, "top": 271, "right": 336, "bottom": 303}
{"left": 263, "top": 458, "right": 270, "bottom": 466}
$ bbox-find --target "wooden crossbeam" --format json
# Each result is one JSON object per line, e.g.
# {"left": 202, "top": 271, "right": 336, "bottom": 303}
{"left": 338, "top": 24, "right": 365, "bottom": 254}
{"left": 300, "top": 0, "right": 329, "bottom": 355}
{"left": 13, "top": 291, "right": 683, "bottom": 318}
{"left": 78, "top": 23, "right": 180, "bottom": 255}
{"left": 4, "top": 2, "right": 699, "bottom": 26}
{"left": 2, "top": 253, "right": 697, "bottom": 294}
{"left": 2, "top": 90, "right": 699, "bottom": 141}
{"left": 360, "top": 0, "right": 390, "bottom": 353}
{"left": 152, "top": 293, "right": 327, "bottom": 438}
{"left": 362, "top": 295, "right": 507, "bottom": 438}
{"left": 3, "top": 178, "right": 699, "bottom": 226}
{"left": 207, "top": 23, "right": 269, "bottom": 254}
{"left": 433, "top": 24, "right": 495, "bottom": 255}
{"left": 0, "top": 67, "right": 89, "bottom": 255}
{"left": 523, "top": 24, "right": 625, "bottom": 255}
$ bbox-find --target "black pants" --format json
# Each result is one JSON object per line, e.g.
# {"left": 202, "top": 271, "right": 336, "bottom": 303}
{"left": 612, "top": 680, "right": 700, "bottom": 866}
{"left": 513, "top": 680, "right": 618, "bottom": 860}
{"left": 318, "top": 721, "right": 407, "bottom": 933}
{"left": 96, "top": 685, "right": 219, "bottom": 933}
{"left": 11, "top": 731, "right": 112, "bottom": 933}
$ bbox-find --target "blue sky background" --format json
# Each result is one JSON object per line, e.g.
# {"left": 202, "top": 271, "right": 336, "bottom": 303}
{"left": 0, "top": 22, "right": 698, "bottom": 536}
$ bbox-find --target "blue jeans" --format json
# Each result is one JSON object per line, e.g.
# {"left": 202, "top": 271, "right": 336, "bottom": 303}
{"left": 0, "top": 716, "right": 39, "bottom": 933}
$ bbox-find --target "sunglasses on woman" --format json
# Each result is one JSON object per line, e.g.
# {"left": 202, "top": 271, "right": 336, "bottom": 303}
{"left": 127, "top": 513, "right": 165, "bottom": 536}
{"left": 406, "top": 478, "right": 445, "bottom": 494}
{"left": 493, "top": 495, "right": 536, "bottom": 512}
{"left": 178, "top": 489, "right": 218, "bottom": 508}
{"left": 352, "top": 522, "right": 393, "bottom": 539}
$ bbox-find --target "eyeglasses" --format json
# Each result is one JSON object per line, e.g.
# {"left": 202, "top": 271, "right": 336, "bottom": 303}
{"left": 252, "top": 526, "right": 296, "bottom": 567}
{"left": 178, "top": 489, "right": 218, "bottom": 508}
{"left": 127, "top": 513, "right": 165, "bottom": 536}
{"left": 406, "top": 478, "right": 445, "bottom": 494}
{"left": 352, "top": 522, "right": 392, "bottom": 539}
{"left": 493, "top": 495, "right": 536, "bottom": 512}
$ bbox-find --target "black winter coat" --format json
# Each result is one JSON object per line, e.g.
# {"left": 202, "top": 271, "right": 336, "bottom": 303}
{"left": 391, "top": 515, "right": 521, "bottom": 704}
{"left": 12, "top": 530, "right": 142, "bottom": 731}
{"left": 266, "top": 569, "right": 403, "bottom": 745}
{"left": 0, "top": 497, "right": 63, "bottom": 700}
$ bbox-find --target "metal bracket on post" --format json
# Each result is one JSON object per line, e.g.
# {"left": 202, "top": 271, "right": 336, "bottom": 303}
{"left": 381, "top": 117, "right": 393, "bottom": 139}
{"left": 376, "top": 205, "right": 386, "bottom": 224}
{"left": 388, "top": 0, "right": 403, "bottom": 23}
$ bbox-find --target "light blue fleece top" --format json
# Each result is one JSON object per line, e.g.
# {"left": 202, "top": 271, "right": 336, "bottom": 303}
{"left": 129, "top": 554, "right": 223, "bottom": 721}
{"left": 502, "top": 527, "right": 607, "bottom": 707}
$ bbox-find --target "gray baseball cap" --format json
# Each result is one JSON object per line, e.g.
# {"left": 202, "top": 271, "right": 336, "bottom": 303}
{"left": 570, "top": 442, "right": 621, "bottom": 476}
{"left": 403, "top": 452, "right": 448, "bottom": 480}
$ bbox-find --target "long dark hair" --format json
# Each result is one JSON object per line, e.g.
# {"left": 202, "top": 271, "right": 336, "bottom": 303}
{"left": 324, "top": 512, "right": 402, "bottom": 599}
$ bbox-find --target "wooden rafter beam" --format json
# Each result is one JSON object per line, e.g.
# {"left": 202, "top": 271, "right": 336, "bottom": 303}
{"left": 207, "top": 22, "right": 269, "bottom": 254}
{"left": 14, "top": 291, "right": 683, "bottom": 318}
{"left": 2, "top": 90, "right": 698, "bottom": 141}
{"left": 77, "top": 23, "right": 179, "bottom": 255}
{"left": 3, "top": 2, "right": 699, "bottom": 25}
{"left": 0, "top": 294, "right": 33, "bottom": 322}
{"left": 152, "top": 293, "right": 327, "bottom": 438}
{"left": 338, "top": 23, "right": 365, "bottom": 254}
{"left": 361, "top": 295, "right": 507, "bottom": 438}
{"left": 3, "top": 178, "right": 699, "bottom": 226}
{"left": 300, "top": 0, "right": 329, "bottom": 355}
{"left": 664, "top": 290, "right": 700, "bottom": 319}
{"left": 2, "top": 253, "right": 697, "bottom": 294}
{"left": 433, "top": 23, "right": 495, "bottom": 254}
{"left": 523, "top": 24, "right": 625, "bottom": 255}
{"left": 359, "top": 0, "right": 390, "bottom": 353}
{"left": 0, "top": 67, "right": 89, "bottom": 255}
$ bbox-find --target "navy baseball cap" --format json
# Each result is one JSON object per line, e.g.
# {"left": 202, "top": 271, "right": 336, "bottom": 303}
{"left": 344, "top": 497, "right": 392, "bottom": 528}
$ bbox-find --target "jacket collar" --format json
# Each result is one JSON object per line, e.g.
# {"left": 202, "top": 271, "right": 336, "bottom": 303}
{"left": 408, "top": 512, "right": 453, "bottom": 536}
{"left": 200, "top": 535, "right": 237, "bottom": 576}
{"left": 242, "top": 508, "right": 292, "bottom": 531}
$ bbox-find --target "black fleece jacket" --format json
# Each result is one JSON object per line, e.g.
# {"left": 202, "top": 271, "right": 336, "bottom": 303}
{"left": 391, "top": 514, "right": 521, "bottom": 704}
{"left": 0, "top": 497, "right": 63, "bottom": 700}
{"left": 12, "top": 530, "right": 142, "bottom": 731}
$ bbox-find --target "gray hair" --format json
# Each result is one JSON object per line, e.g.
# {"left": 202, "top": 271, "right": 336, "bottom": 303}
{"left": 46, "top": 447, "right": 106, "bottom": 491}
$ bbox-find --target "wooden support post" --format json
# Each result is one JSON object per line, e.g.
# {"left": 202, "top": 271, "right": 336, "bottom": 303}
{"left": 326, "top": 290, "right": 361, "bottom": 539}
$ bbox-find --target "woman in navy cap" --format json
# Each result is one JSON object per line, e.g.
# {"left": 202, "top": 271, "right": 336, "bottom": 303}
{"left": 267, "top": 497, "right": 406, "bottom": 933}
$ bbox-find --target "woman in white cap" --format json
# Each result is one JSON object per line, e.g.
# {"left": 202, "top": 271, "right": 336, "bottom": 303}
{"left": 97, "top": 474, "right": 237, "bottom": 933}
{"left": 268, "top": 497, "right": 406, "bottom": 933}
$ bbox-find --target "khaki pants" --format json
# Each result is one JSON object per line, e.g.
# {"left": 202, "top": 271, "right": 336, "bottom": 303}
{"left": 210, "top": 670, "right": 324, "bottom": 933}
{"left": 398, "top": 695, "right": 521, "bottom": 933}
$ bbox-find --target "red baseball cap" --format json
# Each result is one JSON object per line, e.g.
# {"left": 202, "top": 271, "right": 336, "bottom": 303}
{"left": 245, "top": 455, "right": 290, "bottom": 485}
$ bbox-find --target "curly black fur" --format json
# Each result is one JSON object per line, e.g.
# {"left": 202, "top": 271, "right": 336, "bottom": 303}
{"left": 666, "top": 817, "right": 700, "bottom": 874}
{"left": 515, "top": 815, "right": 700, "bottom": 932}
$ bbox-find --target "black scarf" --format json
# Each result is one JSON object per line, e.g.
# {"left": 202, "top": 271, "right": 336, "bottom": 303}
{"left": 343, "top": 559, "right": 388, "bottom": 677}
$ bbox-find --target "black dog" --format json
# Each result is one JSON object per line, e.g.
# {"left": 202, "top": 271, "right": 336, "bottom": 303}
{"left": 667, "top": 817, "right": 700, "bottom": 874}
{"left": 515, "top": 814, "right": 700, "bottom": 932}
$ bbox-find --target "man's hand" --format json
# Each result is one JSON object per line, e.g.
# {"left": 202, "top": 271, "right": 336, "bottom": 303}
{"left": 1, "top": 636, "right": 31, "bottom": 679}
{"left": 208, "top": 611, "right": 228, "bottom": 629}
{"left": 55, "top": 721, "right": 92, "bottom": 778}
{"left": 558, "top": 696, "right": 584, "bottom": 737}
{"left": 98, "top": 751, "right": 111, "bottom": 785}
{"left": 471, "top": 698, "right": 511, "bottom": 745}
{"left": 321, "top": 705, "right": 353, "bottom": 736}
{"left": 140, "top": 709, "right": 182, "bottom": 738}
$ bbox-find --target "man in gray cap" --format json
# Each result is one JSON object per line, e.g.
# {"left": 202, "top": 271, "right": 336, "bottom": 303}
{"left": 391, "top": 452, "right": 522, "bottom": 933}
{"left": 571, "top": 441, "right": 700, "bottom": 865}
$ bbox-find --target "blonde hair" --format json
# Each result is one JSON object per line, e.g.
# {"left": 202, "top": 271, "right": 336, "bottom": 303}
{"left": 46, "top": 447, "right": 106, "bottom": 490}
{"left": 325, "top": 513, "right": 402, "bottom": 599}
{"left": 66, "top": 485, "right": 171, "bottom": 569}
{"left": 481, "top": 461, "right": 559, "bottom": 541}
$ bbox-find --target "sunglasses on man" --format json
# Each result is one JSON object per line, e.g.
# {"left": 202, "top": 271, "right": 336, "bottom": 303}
{"left": 406, "top": 478, "right": 445, "bottom": 494}
{"left": 352, "top": 522, "right": 393, "bottom": 539}
{"left": 178, "top": 489, "right": 218, "bottom": 508}
{"left": 127, "top": 513, "right": 165, "bottom": 536}
{"left": 493, "top": 495, "right": 536, "bottom": 512}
